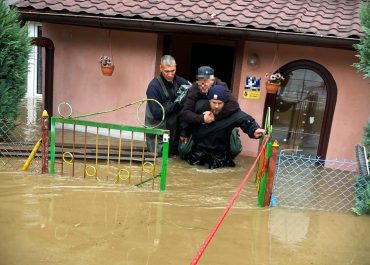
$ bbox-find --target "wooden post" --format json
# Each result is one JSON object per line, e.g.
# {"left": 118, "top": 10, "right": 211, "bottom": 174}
{"left": 263, "top": 140, "right": 279, "bottom": 207}
{"left": 41, "top": 110, "right": 49, "bottom": 174}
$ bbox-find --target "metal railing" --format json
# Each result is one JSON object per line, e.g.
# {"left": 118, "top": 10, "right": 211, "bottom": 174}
{"left": 49, "top": 117, "right": 170, "bottom": 191}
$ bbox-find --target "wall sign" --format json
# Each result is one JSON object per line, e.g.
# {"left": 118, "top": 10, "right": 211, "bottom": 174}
{"left": 243, "top": 76, "right": 261, "bottom": 100}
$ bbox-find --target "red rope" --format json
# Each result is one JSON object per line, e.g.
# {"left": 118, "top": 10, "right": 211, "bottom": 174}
{"left": 190, "top": 136, "right": 270, "bottom": 265}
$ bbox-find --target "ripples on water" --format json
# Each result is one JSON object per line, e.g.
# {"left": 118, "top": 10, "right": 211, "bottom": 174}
{"left": 1, "top": 155, "right": 370, "bottom": 265}
{"left": 1, "top": 99, "right": 369, "bottom": 264}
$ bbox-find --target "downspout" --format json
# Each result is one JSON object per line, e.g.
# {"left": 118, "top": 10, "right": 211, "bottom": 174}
{"left": 31, "top": 37, "right": 54, "bottom": 117}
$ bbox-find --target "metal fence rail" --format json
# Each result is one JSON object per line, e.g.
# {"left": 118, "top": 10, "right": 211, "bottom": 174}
{"left": 49, "top": 117, "right": 170, "bottom": 191}
{"left": 272, "top": 151, "right": 365, "bottom": 212}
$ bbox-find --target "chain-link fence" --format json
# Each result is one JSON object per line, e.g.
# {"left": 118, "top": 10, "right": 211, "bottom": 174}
{"left": 0, "top": 98, "right": 42, "bottom": 173}
{"left": 271, "top": 150, "right": 367, "bottom": 213}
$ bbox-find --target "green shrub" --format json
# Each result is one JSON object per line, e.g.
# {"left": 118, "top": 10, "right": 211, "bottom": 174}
{"left": 362, "top": 120, "right": 370, "bottom": 151}
{"left": 352, "top": 2, "right": 370, "bottom": 216}
{"left": 353, "top": 1, "right": 370, "bottom": 78}
{"left": 352, "top": 120, "right": 370, "bottom": 216}
{"left": 0, "top": 0, "right": 31, "bottom": 139}
{"left": 352, "top": 177, "right": 370, "bottom": 216}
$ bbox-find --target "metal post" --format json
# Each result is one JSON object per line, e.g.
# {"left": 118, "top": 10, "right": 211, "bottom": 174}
{"left": 257, "top": 141, "right": 272, "bottom": 207}
{"left": 41, "top": 110, "right": 49, "bottom": 174}
{"left": 263, "top": 140, "right": 280, "bottom": 206}
{"left": 49, "top": 117, "right": 56, "bottom": 175}
{"left": 160, "top": 132, "right": 170, "bottom": 191}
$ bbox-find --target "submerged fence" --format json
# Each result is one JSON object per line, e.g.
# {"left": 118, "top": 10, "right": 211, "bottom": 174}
{"left": 271, "top": 151, "right": 366, "bottom": 213}
{"left": 0, "top": 118, "right": 42, "bottom": 173}
{"left": 49, "top": 117, "right": 170, "bottom": 191}
{"left": 0, "top": 98, "right": 43, "bottom": 173}
{"left": 1, "top": 98, "right": 169, "bottom": 190}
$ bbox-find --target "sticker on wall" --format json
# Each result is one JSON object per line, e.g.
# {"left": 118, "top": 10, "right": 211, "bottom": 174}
{"left": 244, "top": 76, "right": 261, "bottom": 100}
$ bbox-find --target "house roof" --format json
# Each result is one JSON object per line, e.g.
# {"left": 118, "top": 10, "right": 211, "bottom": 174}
{"left": 14, "top": 0, "right": 363, "bottom": 47}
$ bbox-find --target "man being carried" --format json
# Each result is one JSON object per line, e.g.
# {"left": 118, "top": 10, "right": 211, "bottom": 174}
{"left": 185, "top": 85, "right": 265, "bottom": 169}
{"left": 180, "top": 66, "right": 239, "bottom": 142}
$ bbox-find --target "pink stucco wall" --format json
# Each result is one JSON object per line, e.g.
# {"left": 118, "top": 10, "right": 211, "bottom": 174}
{"left": 237, "top": 41, "right": 370, "bottom": 160}
{"left": 43, "top": 24, "right": 158, "bottom": 126}
{"left": 42, "top": 24, "right": 369, "bottom": 161}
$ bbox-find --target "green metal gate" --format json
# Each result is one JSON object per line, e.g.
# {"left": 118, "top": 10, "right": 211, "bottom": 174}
{"left": 49, "top": 117, "right": 169, "bottom": 191}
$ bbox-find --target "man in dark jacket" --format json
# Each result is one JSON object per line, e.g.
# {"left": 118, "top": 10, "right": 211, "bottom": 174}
{"left": 185, "top": 85, "right": 265, "bottom": 169}
{"left": 180, "top": 66, "right": 240, "bottom": 142}
{"left": 145, "top": 55, "right": 190, "bottom": 156}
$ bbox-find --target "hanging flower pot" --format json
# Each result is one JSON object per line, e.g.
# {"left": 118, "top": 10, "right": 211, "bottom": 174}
{"left": 99, "top": 55, "right": 114, "bottom": 76}
{"left": 265, "top": 81, "right": 280, "bottom": 94}
{"left": 101, "top": 65, "right": 115, "bottom": 76}
{"left": 265, "top": 73, "right": 284, "bottom": 94}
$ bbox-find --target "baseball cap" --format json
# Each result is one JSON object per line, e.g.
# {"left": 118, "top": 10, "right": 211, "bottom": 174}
{"left": 197, "top": 66, "right": 215, "bottom": 79}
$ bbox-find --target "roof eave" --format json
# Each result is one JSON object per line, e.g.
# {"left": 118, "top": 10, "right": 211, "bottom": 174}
{"left": 18, "top": 9, "right": 359, "bottom": 50}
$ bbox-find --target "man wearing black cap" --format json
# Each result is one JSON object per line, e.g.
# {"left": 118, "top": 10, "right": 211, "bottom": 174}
{"left": 180, "top": 66, "right": 240, "bottom": 143}
{"left": 185, "top": 85, "right": 265, "bottom": 169}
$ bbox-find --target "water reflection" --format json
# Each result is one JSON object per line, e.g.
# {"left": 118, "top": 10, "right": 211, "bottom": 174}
{"left": 0, "top": 156, "right": 369, "bottom": 265}
{"left": 269, "top": 209, "right": 309, "bottom": 245}
{"left": 15, "top": 97, "right": 43, "bottom": 141}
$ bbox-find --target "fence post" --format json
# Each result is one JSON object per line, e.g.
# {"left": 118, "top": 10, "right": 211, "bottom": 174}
{"left": 41, "top": 110, "right": 49, "bottom": 174}
{"left": 257, "top": 140, "right": 272, "bottom": 207}
{"left": 160, "top": 132, "right": 170, "bottom": 191}
{"left": 263, "top": 140, "right": 279, "bottom": 207}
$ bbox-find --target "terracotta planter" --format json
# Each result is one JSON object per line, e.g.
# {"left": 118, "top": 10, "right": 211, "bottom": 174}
{"left": 101, "top": 65, "right": 114, "bottom": 76}
{"left": 265, "top": 81, "right": 280, "bottom": 94}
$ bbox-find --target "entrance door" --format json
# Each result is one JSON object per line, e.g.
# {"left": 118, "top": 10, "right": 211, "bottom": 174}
{"left": 164, "top": 35, "right": 235, "bottom": 90}
{"left": 190, "top": 43, "right": 235, "bottom": 90}
{"left": 266, "top": 60, "right": 337, "bottom": 159}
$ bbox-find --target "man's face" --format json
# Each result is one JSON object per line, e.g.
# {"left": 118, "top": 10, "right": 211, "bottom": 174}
{"left": 197, "top": 78, "right": 215, "bottom": 93}
{"left": 160, "top": 64, "right": 176, "bottom": 82}
{"left": 209, "top": 99, "right": 224, "bottom": 115}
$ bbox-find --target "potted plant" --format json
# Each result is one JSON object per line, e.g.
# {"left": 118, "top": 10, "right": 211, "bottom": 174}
{"left": 100, "top": 55, "right": 114, "bottom": 76}
{"left": 265, "top": 72, "right": 284, "bottom": 94}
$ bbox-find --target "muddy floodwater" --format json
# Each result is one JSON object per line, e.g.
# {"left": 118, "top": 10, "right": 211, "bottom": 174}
{"left": 0, "top": 156, "right": 369, "bottom": 265}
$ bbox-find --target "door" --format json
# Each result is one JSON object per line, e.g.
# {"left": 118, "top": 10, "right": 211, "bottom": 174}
{"left": 189, "top": 43, "right": 235, "bottom": 90}
{"left": 266, "top": 60, "right": 337, "bottom": 159}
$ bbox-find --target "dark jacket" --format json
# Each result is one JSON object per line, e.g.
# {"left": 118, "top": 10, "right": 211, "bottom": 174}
{"left": 146, "top": 74, "right": 189, "bottom": 120}
{"left": 192, "top": 108, "right": 261, "bottom": 154}
{"left": 180, "top": 78, "right": 240, "bottom": 136}
{"left": 185, "top": 105, "right": 261, "bottom": 169}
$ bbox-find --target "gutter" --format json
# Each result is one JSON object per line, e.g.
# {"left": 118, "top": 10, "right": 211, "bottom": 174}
{"left": 31, "top": 37, "right": 54, "bottom": 118}
{"left": 19, "top": 9, "right": 359, "bottom": 50}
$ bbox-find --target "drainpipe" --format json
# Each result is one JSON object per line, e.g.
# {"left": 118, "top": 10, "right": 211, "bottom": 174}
{"left": 31, "top": 37, "right": 54, "bottom": 118}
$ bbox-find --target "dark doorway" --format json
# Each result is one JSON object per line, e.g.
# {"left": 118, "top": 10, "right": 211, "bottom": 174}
{"left": 189, "top": 43, "right": 235, "bottom": 91}
{"left": 164, "top": 35, "right": 236, "bottom": 90}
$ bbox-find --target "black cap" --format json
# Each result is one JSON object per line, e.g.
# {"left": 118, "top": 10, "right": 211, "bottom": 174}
{"left": 197, "top": 66, "right": 215, "bottom": 79}
{"left": 207, "top": 85, "right": 228, "bottom": 102}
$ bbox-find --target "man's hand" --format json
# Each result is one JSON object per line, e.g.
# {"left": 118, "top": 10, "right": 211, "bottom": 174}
{"left": 203, "top": 111, "right": 215, "bottom": 124}
{"left": 180, "top": 136, "right": 188, "bottom": 143}
{"left": 254, "top": 128, "right": 266, "bottom": 138}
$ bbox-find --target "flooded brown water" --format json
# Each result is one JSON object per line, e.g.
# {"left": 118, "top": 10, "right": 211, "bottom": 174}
{"left": 1, "top": 156, "right": 370, "bottom": 265}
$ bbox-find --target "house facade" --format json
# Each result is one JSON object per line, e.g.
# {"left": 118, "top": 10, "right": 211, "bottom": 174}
{"left": 13, "top": 0, "right": 370, "bottom": 161}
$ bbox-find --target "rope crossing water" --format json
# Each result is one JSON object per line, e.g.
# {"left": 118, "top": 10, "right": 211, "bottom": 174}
{"left": 190, "top": 135, "right": 270, "bottom": 265}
